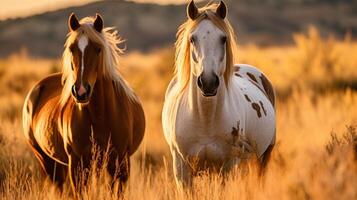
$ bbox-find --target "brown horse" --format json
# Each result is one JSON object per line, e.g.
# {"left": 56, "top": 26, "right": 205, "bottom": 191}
{"left": 22, "top": 13, "right": 145, "bottom": 194}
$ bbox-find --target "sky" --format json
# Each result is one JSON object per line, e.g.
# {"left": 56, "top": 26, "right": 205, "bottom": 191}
{"left": 0, "top": 0, "right": 192, "bottom": 20}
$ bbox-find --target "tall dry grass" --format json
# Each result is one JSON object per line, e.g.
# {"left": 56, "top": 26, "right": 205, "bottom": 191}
{"left": 0, "top": 28, "right": 357, "bottom": 199}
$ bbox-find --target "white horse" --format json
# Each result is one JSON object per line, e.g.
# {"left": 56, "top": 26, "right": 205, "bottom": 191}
{"left": 162, "top": 1, "right": 276, "bottom": 187}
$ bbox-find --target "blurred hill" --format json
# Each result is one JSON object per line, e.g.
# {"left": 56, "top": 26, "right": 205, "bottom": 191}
{"left": 0, "top": 0, "right": 356, "bottom": 58}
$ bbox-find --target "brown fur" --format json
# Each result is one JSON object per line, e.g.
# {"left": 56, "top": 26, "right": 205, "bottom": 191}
{"left": 246, "top": 72, "right": 258, "bottom": 83}
{"left": 251, "top": 102, "right": 262, "bottom": 118}
{"left": 24, "top": 72, "right": 145, "bottom": 195}
{"left": 23, "top": 15, "right": 145, "bottom": 195}
{"left": 249, "top": 80, "right": 266, "bottom": 96}
{"left": 234, "top": 73, "right": 242, "bottom": 77}
{"left": 260, "top": 74, "right": 275, "bottom": 107}
{"left": 231, "top": 121, "right": 240, "bottom": 144}
{"left": 244, "top": 94, "right": 251, "bottom": 102}
{"left": 259, "top": 100, "right": 267, "bottom": 116}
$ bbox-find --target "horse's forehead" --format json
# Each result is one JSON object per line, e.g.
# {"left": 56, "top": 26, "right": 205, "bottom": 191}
{"left": 193, "top": 20, "right": 224, "bottom": 38}
{"left": 77, "top": 35, "right": 89, "bottom": 54}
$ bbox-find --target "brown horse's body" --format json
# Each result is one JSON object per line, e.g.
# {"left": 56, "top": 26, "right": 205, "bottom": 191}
{"left": 22, "top": 14, "right": 145, "bottom": 194}
{"left": 23, "top": 72, "right": 145, "bottom": 190}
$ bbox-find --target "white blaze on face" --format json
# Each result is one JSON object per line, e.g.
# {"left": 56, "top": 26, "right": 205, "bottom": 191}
{"left": 77, "top": 35, "right": 88, "bottom": 96}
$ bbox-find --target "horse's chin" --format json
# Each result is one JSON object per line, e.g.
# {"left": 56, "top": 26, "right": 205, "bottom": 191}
{"left": 201, "top": 92, "right": 217, "bottom": 98}
{"left": 199, "top": 89, "right": 218, "bottom": 98}
{"left": 76, "top": 101, "right": 90, "bottom": 106}
{"left": 72, "top": 97, "right": 90, "bottom": 106}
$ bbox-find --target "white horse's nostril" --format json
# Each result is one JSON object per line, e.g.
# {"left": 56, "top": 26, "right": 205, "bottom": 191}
{"left": 197, "top": 75, "right": 203, "bottom": 89}
{"left": 214, "top": 74, "right": 220, "bottom": 88}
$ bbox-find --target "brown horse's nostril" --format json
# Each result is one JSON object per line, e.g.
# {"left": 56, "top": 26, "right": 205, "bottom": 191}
{"left": 85, "top": 84, "right": 91, "bottom": 95}
{"left": 71, "top": 84, "right": 91, "bottom": 102}
{"left": 71, "top": 85, "right": 77, "bottom": 97}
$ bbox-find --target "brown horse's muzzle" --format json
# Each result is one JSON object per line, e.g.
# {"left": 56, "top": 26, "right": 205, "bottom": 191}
{"left": 71, "top": 83, "right": 91, "bottom": 103}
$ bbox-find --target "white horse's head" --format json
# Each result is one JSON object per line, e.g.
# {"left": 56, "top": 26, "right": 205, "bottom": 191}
{"left": 188, "top": 1, "right": 228, "bottom": 97}
{"left": 174, "top": 1, "right": 237, "bottom": 98}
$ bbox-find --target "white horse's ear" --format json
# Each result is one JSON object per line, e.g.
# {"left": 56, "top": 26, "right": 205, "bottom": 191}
{"left": 68, "top": 13, "right": 80, "bottom": 32}
{"left": 187, "top": 0, "right": 199, "bottom": 20}
{"left": 94, "top": 13, "right": 104, "bottom": 33}
{"left": 216, "top": 1, "right": 227, "bottom": 19}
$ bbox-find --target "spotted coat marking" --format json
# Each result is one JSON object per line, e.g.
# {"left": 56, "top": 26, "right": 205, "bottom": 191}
{"left": 248, "top": 79, "right": 265, "bottom": 94}
{"left": 251, "top": 102, "right": 262, "bottom": 118}
{"left": 235, "top": 73, "right": 242, "bottom": 77}
{"left": 246, "top": 72, "right": 258, "bottom": 83}
{"left": 244, "top": 94, "right": 251, "bottom": 102}
{"left": 259, "top": 74, "right": 275, "bottom": 107}
{"left": 259, "top": 101, "right": 267, "bottom": 116}
{"left": 234, "top": 66, "right": 242, "bottom": 77}
{"left": 231, "top": 121, "right": 240, "bottom": 144}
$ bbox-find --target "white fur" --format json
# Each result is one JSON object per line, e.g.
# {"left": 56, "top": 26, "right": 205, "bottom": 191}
{"left": 78, "top": 35, "right": 88, "bottom": 81}
{"left": 190, "top": 20, "right": 226, "bottom": 78}
{"left": 162, "top": 21, "right": 276, "bottom": 187}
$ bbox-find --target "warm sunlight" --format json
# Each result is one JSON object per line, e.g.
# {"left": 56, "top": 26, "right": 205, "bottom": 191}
{"left": 0, "top": 0, "right": 356, "bottom": 199}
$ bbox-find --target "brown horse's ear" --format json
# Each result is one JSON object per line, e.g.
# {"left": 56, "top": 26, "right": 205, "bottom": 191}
{"left": 187, "top": 0, "right": 199, "bottom": 20}
{"left": 216, "top": 1, "right": 227, "bottom": 19}
{"left": 68, "top": 13, "right": 80, "bottom": 32}
{"left": 94, "top": 13, "right": 104, "bottom": 33}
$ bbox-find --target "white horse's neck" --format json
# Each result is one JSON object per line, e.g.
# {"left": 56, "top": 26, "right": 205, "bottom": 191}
{"left": 187, "top": 75, "right": 227, "bottom": 125}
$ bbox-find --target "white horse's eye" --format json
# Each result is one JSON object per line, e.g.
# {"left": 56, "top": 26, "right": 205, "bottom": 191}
{"left": 190, "top": 36, "right": 196, "bottom": 44}
{"left": 221, "top": 36, "right": 227, "bottom": 44}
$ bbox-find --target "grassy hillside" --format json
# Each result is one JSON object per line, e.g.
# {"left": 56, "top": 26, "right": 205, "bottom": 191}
{"left": 0, "top": 28, "right": 356, "bottom": 199}
{"left": 0, "top": 0, "right": 356, "bottom": 57}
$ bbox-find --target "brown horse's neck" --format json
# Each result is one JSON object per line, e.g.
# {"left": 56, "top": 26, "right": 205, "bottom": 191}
{"left": 86, "top": 77, "right": 116, "bottom": 118}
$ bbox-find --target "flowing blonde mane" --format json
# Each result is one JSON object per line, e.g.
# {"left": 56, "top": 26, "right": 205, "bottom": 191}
{"left": 174, "top": 3, "right": 239, "bottom": 95}
{"left": 60, "top": 16, "right": 136, "bottom": 107}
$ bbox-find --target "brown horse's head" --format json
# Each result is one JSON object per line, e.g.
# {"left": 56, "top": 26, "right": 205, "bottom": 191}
{"left": 67, "top": 13, "right": 104, "bottom": 104}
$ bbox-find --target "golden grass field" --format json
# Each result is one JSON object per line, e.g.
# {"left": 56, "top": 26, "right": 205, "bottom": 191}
{"left": 0, "top": 27, "right": 356, "bottom": 199}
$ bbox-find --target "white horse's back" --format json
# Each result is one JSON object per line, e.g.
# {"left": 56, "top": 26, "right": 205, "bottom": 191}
{"left": 234, "top": 64, "right": 275, "bottom": 107}
{"left": 230, "top": 64, "right": 276, "bottom": 155}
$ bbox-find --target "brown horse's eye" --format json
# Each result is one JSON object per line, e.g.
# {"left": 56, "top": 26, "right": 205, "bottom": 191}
{"left": 69, "top": 45, "right": 75, "bottom": 53}
{"left": 96, "top": 47, "right": 101, "bottom": 53}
